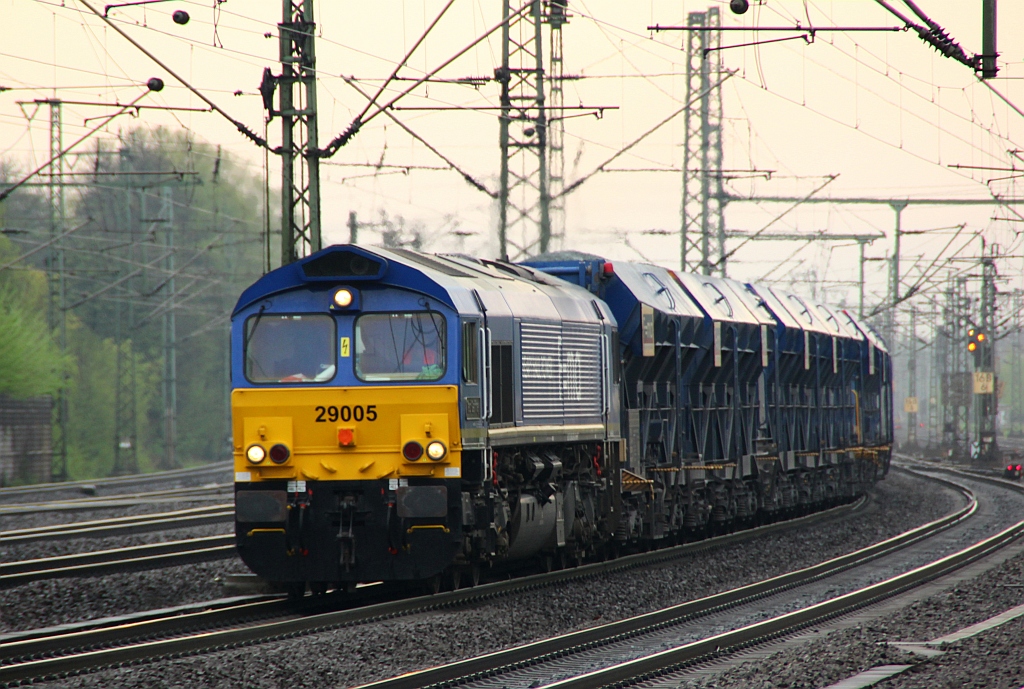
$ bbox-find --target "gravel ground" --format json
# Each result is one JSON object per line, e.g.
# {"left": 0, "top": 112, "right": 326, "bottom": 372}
{"left": 31, "top": 470, "right": 965, "bottom": 688}
{"left": 0, "top": 516, "right": 243, "bottom": 635}
{"left": 667, "top": 548, "right": 1024, "bottom": 687}
{"left": 0, "top": 558, "right": 251, "bottom": 634}
{"left": 672, "top": 545, "right": 1024, "bottom": 689}
{"left": 884, "top": 615, "right": 1024, "bottom": 689}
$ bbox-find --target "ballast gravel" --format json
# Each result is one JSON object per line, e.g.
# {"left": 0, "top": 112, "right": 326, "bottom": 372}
{"left": 0, "top": 559, "right": 251, "bottom": 634}
{"left": 671, "top": 543, "right": 1024, "bottom": 689}
{"left": 31, "top": 470, "right": 966, "bottom": 689}
{"left": 0, "top": 515, "right": 244, "bottom": 634}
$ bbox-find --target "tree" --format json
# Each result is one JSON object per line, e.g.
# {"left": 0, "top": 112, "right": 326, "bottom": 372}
{"left": 2, "top": 127, "right": 269, "bottom": 478}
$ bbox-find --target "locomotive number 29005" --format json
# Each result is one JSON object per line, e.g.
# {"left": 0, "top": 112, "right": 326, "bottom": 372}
{"left": 314, "top": 405, "right": 378, "bottom": 423}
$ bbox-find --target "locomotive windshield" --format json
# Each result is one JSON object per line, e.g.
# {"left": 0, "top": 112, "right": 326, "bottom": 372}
{"left": 245, "top": 314, "right": 336, "bottom": 384}
{"left": 355, "top": 312, "right": 446, "bottom": 382}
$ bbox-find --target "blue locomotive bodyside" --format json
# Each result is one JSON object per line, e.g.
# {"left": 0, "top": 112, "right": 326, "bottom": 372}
{"left": 231, "top": 245, "right": 891, "bottom": 593}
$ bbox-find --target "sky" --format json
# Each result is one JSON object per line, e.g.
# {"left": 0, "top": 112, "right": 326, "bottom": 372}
{"left": 2, "top": 0, "right": 1023, "bottom": 322}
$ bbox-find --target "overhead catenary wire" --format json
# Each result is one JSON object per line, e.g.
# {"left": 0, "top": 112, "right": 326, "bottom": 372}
{"left": 352, "top": 0, "right": 458, "bottom": 126}
{"left": 320, "top": 0, "right": 534, "bottom": 158}
{"left": 0, "top": 91, "right": 155, "bottom": 203}
{"left": 714, "top": 175, "right": 838, "bottom": 269}
{"left": 340, "top": 76, "right": 496, "bottom": 198}
{"left": 6, "top": 0, "right": 1015, "bottom": 309}
{"left": 0, "top": 219, "right": 94, "bottom": 271}
{"left": 557, "top": 70, "right": 738, "bottom": 200}
{"left": 75, "top": 0, "right": 270, "bottom": 151}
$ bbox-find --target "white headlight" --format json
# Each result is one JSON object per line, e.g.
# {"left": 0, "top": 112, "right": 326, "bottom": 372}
{"left": 246, "top": 444, "right": 266, "bottom": 464}
{"left": 426, "top": 441, "right": 447, "bottom": 461}
{"left": 333, "top": 289, "right": 353, "bottom": 308}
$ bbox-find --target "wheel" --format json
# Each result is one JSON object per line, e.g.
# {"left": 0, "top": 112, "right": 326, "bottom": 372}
{"left": 448, "top": 568, "right": 463, "bottom": 591}
{"left": 468, "top": 563, "right": 482, "bottom": 587}
{"left": 309, "top": 581, "right": 328, "bottom": 596}
{"left": 423, "top": 574, "right": 442, "bottom": 596}
{"left": 541, "top": 554, "right": 554, "bottom": 573}
{"left": 286, "top": 582, "right": 306, "bottom": 601}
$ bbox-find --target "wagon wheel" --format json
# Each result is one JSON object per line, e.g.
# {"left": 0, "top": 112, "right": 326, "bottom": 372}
{"left": 448, "top": 567, "right": 463, "bottom": 591}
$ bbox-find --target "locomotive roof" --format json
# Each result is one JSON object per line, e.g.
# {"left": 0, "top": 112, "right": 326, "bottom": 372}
{"left": 233, "top": 244, "right": 612, "bottom": 325}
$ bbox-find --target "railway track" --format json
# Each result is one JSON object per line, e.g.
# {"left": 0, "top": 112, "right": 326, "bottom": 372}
{"left": 0, "top": 462, "right": 231, "bottom": 503}
{"left": 0, "top": 504, "right": 233, "bottom": 545}
{"left": 0, "top": 494, "right": 871, "bottom": 685}
{"left": 0, "top": 484, "right": 232, "bottom": 516}
{"left": 0, "top": 534, "right": 237, "bottom": 588}
{"left": 346, "top": 464, "right": 1024, "bottom": 689}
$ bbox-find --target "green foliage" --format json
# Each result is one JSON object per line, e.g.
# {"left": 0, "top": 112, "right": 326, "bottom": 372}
{"left": 0, "top": 284, "right": 66, "bottom": 397}
{"left": 68, "top": 127, "right": 265, "bottom": 474}
{"left": 0, "top": 237, "right": 70, "bottom": 398}
{"left": 1, "top": 126, "right": 268, "bottom": 480}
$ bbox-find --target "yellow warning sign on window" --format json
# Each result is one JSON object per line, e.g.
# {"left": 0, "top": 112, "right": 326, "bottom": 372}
{"left": 903, "top": 397, "right": 919, "bottom": 413}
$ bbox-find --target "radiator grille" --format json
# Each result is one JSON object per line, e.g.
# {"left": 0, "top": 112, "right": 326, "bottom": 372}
{"left": 520, "top": 322, "right": 603, "bottom": 422}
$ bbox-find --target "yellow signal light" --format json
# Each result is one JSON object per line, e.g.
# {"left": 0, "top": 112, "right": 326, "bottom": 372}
{"left": 977, "top": 332, "right": 986, "bottom": 342}
{"left": 968, "top": 342, "right": 978, "bottom": 352}
{"left": 968, "top": 328, "right": 975, "bottom": 337}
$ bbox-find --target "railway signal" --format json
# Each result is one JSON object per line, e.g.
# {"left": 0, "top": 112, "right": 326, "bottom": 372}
{"left": 967, "top": 328, "right": 989, "bottom": 367}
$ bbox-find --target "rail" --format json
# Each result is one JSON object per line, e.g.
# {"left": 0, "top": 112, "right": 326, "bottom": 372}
{"left": 0, "top": 504, "right": 233, "bottom": 544}
{"left": 0, "top": 495, "right": 870, "bottom": 684}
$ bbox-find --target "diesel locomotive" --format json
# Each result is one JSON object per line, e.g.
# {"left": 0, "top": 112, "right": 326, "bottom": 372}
{"left": 231, "top": 246, "right": 892, "bottom": 594}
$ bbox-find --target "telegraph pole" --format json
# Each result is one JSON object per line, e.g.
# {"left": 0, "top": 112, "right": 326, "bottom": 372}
{"left": 112, "top": 145, "right": 138, "bottom": 476}
{"left": 546, "top": 0, "right": 569, "bottom": 251}
{"left": 942, "top": 276, "right": 971, "bottom": 461}
{"left": 928, "top": 307, "right": 945, "bottom": 449}
{"left": 1011, "top": 290, "right": 1023, "bottom": 436}
{"left": 264, "top": 0, "right": 322, "bottom": 265}
{"left": 681, "top": 7, "right": 724, "bottom": 276}
{"left": 905, "top": 305, "right": 918, "bottom": 450}
{"left": 975, "top": 242, "right": 998, "bottom": 464}
{"left": 980, "top": 0, "right": 998, "bottom": 79}
{"left": 161, "top": 185, "right": 177, "bottom": 469}
{"left": 497, "top": 0, "right": 549, "bottom": 260}
{"left": 887, "top": 202, "right": 906, "bottom": 348}
{"left": 348, "top": 210, "right": 358, "bottom": 244}
{"left": 44, "top": 100, "right": 69, "bottom": 482}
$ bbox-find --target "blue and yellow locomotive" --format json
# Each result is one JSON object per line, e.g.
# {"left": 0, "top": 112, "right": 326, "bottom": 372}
{"left": 231, "top": 246, "right": 892, "bottom": 593}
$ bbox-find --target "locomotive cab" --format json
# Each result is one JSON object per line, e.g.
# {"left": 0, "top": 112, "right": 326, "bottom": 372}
{"left": 232, "top": 247, "right": 468, "bottom": 589}
{"left": 231, "top": 245, "right": 619, "bottom": 593}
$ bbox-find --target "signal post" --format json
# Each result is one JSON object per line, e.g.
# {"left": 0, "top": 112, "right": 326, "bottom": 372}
{"left": 968, "top": 246, "right": 999, "bottom": 465}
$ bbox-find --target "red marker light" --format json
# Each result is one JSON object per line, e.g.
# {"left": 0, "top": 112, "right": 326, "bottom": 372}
{"left": 269, "top": 443, "right": 290, "bottom": 464}
{"left": 338, "top": 428, "right": 355, "bottom": 447}
{"left": 403, "top": 441, "right": 424, "bottom": 461}
{"left": 1009, "top": 465, "right": 1014, "bottom": 471}
{"left": 602, "top": 261, "right": 614, "bottom": 276}
{"left": 1017, "top": 464, "right": 1022, "bottom": 471}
